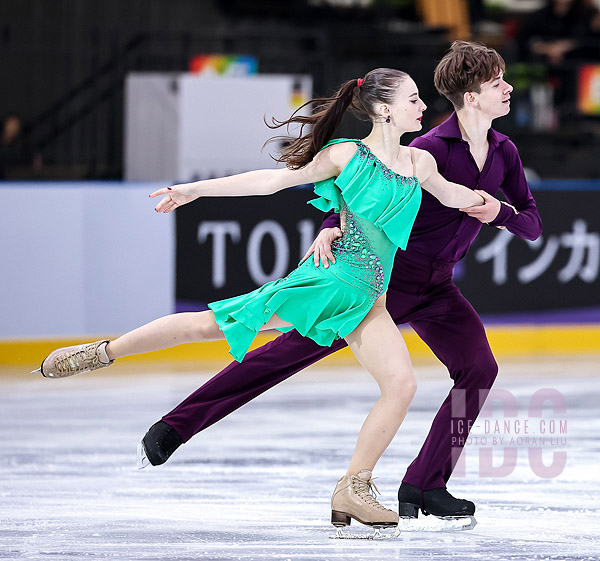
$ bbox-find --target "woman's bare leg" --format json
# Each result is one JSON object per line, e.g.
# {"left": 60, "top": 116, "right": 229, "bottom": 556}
{"left": 36, "top": 309, "right": 292, "bottom": 378}
{"left": 343, "top": 296, "right": 417, "bottom": 475}
{"left": 105, "top": 311, "right": 292, "bottom": 360}
{"left": 330, "top": 298, "right": 416, "bottom": 528}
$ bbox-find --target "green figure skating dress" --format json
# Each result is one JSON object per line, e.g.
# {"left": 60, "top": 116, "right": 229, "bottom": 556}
{"left": 208, "top": 139, "right": 422, "bottom": 362}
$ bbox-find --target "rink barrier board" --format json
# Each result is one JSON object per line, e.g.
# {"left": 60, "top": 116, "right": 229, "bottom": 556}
{"left": 174, "top": 186, "right": 600, "bottom": 318}
{"left": 2, "top": 181, "right": 599, "bottom": 341}
{"left": 1, "top": 324, "right": 599, "bottom": 369}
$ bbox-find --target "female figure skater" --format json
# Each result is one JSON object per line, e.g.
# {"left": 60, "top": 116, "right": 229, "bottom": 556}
{"left": 33, "top": 68, "right": 484, "bottom": 530}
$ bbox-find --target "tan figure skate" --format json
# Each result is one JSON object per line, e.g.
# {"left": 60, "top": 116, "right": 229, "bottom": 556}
{"left": 330, "top": 470, "right": 399, "bottom": 539}
{"left": 31, "top": 340, "right": 113, "bottom": 378}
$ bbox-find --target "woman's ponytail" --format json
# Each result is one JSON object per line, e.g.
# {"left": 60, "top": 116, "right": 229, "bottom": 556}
{"left": 267, "top": 69, "right": 408, "bottom": 169}
{"left": 267, "top": 79, "right": 360, "bottom": 169}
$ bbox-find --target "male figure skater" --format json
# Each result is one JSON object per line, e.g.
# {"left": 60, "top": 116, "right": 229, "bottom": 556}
{"left": 141, "top": 41, "right": 542, "bottom": 519}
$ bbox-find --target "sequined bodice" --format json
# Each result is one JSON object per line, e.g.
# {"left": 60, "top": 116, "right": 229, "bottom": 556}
{"left": 331, "top": 204, "right": 396, "bottom": 306}
{"left": 309, "top": 137, "right": 422, "bottom": 305}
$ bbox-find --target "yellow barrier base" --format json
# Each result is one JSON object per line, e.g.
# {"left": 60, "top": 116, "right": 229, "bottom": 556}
{"left": 1, "top": 325, "right": 599, "bottom": 371}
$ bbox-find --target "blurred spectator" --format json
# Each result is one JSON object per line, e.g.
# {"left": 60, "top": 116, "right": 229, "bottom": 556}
{"left": 1, "top": 114, "right": 24, "bottom": 179}
{"left": 0, "top": 114, "right": 42, "bottom": 179}
{"left": 517, "top": 0, "right": 600, "bottom": 64}
{"left": 515, "top": 0, "right": 600, "bottom": 121}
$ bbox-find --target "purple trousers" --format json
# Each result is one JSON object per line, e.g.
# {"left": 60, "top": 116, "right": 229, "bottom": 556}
{"left": 163, "top": 250, "right": 498, "bottom": 491}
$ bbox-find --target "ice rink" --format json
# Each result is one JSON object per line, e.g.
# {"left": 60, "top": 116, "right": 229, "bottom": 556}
{"left": 1, "top": 355, "right": 599, "bottom": 561}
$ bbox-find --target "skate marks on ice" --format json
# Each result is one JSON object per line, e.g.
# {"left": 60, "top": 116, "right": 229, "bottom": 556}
{"left": 331, "top": 526, "right": 400, "bottom": 540}
{"left": 331, "top": 515, "right": 477, "bottom": 539}
{"left": 1, "top": 360, "right": 600, "bottom": 560}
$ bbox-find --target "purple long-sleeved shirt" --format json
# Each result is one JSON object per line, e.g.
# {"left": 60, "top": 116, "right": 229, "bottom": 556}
{"left": 323, "top": 112, "right": 542, "bottom": 264}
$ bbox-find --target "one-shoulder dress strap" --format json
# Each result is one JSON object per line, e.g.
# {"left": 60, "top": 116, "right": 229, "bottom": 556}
{"left": 320, "top": 137, "right": 359, "bottom": 151}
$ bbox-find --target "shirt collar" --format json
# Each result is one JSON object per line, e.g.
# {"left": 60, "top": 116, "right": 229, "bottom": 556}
{"left": 434, "top": 111, "right": 509, "bottom": 150}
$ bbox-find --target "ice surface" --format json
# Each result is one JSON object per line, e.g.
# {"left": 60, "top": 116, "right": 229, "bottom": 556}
{"left": 1, "top": 357, "right": 599, "bottom": 560}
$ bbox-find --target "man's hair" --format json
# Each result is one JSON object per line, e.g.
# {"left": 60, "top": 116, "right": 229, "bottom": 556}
{"left": 434, "top": 41, "right": 506, "bottom": 109}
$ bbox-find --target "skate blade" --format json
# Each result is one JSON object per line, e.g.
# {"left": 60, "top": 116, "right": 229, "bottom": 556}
{"left": 30, "top": 367, "right": 53, "bottom": 378}
{"left": 398, "top": 515, "right": 477, "bottom": 532}
{"left": 136, "top": 441, "right": 150, "bottom": 470}
{"left": 330, "top": 526, "right": 400, "bottom": 540}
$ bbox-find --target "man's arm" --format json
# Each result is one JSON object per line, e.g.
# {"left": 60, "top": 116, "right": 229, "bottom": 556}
{"left": 413, "top": 134, "right": 542, "bottom": 241}
{"left": 321, "top": 209, "right": 341, "bottom": 230}
{"left": 486, "top": 140, "right": 542, "bottom": 241}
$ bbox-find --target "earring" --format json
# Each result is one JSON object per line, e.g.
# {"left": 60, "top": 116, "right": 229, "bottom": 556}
{"left": 385, "top": 115, "right": 391, "bottom": 123}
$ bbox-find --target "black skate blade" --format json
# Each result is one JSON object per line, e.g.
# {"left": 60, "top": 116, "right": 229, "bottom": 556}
{"left": 136, "top": 441, "right": 151, "bottom": 470}
{"left": 397, "top": 514, "right": 477, "bottom": 532}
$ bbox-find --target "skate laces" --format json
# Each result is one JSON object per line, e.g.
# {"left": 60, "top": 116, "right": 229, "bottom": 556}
{"left": 55, "top": 344, "right": 96, "bottom": 374}
{"left": 351, "top": 476, "right": 388, "bottom": 511}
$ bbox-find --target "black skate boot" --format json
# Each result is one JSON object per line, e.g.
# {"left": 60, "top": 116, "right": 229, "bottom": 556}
{"left": 137, "top": 421, "right": 183, "bottom": 469}
{"left": 398, "top": 482, "right": 475, "bottom": 518}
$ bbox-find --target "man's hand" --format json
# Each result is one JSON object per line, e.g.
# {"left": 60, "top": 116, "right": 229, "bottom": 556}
{"left": 302, "top": 227, "right": 343, "bottom": 268}
{"left": 459, "top": 190, "right": 502, "bottom": 224}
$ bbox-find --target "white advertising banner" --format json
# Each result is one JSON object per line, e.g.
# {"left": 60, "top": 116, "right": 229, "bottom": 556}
{"left": 125, "top": 73, "right": 312, "bottom": 182}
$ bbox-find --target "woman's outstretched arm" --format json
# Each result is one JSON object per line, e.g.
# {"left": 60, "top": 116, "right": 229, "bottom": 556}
{"left": 415, "top": 149, "right": 485, "bottom": 209}
{"left": 150, "top": 142, "right": 357, "bottom": 213}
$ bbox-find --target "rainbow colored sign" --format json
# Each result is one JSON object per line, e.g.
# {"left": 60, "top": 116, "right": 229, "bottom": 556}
{"left": 577, "top": 64, "right": 600, "bottom": 115}
{"left": 189, "top": 55, "right": 258, "bottom": 76}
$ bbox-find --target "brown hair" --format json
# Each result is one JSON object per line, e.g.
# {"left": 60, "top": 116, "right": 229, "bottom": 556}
{"left": 268, "top": 68, "right": 409, "bottom": 169}
{"left": 434, "top": 41, "right": 506, "bottom": 109}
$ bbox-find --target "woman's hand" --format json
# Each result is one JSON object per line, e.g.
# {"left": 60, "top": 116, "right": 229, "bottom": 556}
{"left": 149, "top": 183, "right": 199, "bottom": 213}
{"left": 302, "top": 227, "right": 343, "bottom": 268}
{"left": 459, "top": 190, "right": 501, "bottom": 223}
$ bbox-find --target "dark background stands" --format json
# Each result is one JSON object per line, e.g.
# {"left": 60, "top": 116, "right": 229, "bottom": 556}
{"left": 1, "top": 0, "right": 599, "bottom": 181}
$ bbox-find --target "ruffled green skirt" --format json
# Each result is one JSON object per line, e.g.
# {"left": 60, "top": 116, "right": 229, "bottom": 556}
{"left": 208, "top": 258, "right": 375, "bottom": 362}
{"left": 208, "top": 139, "right": 422, "bottom": 363}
